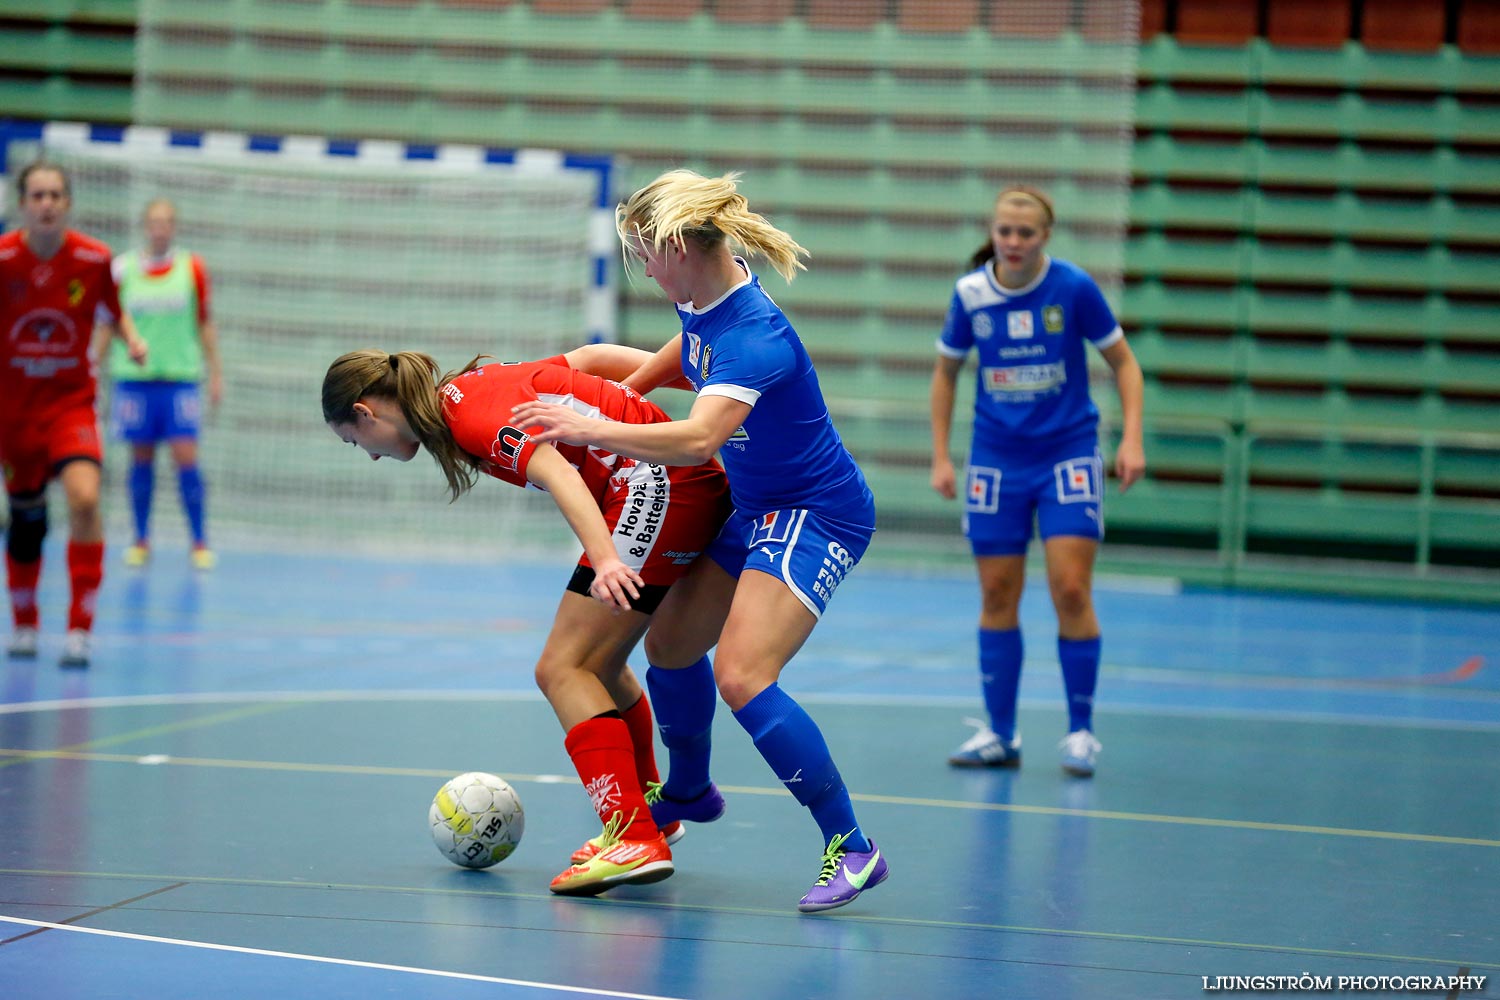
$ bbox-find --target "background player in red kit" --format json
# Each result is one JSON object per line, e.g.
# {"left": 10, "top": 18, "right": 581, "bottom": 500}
{"left": 322, "top": 346, "right": 730, "bottom": 897}
{"left": 1, "top": 161, "right": 147, "bottom": 668}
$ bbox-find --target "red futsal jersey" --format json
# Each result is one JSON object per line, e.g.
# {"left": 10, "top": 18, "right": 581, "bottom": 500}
{"left": 1, "top": 230, "right": 123, "bottom": 493}
{"left": 0, "top": 229, "right": 121, "bottom": 416}
{"left": 441, "top": 356, "right": 729, "bottom": 583}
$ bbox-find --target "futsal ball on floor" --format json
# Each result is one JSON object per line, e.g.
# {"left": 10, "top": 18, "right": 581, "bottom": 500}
{"left": 429, "top": 771, "right": 525, "bottom": 869}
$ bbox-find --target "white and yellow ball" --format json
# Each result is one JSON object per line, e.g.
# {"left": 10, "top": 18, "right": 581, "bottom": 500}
{"left": 429, "top": 771, "right": 524, "bottom": 869}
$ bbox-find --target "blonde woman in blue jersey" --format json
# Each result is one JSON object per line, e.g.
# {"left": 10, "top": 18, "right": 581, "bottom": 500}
{"left": 931, "top": 185, "right": 1145, "bottom": 777}
{"left": 106, "top": 198, "right": 223, "bottom": 570}
{"left": 511, "top": 169, "right": 887, "bottom": 913}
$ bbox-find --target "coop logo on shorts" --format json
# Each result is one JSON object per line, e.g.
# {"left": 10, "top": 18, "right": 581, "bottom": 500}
{"left": 1043, "top": 305, "right": 1064, "bottom": 333}
{"left": 972, "top": 312, "right": 994, "bottom": 340}
{"left": 1054, "top": 455, "right": 1101, "bottom": 504}
{"left": 965, "top": 466, "right": 1001, "bottom": 514}
{"left": 1007, "top": 311, "right": 1034, "bottom": 339}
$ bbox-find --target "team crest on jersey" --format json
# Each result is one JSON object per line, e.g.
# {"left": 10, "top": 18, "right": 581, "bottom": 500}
{"left": 1007, "top": 311, "right": 1034, "bottom": 339}
{"left": 686, "top": 333, "right": 702, "bottom": 369}
{"left": 67, "top": 279, "right": 85, "bottom": 307}
{"left": 1043, "top": 305, "right": 1064, "bottom": 333}
{"left": 700, "top": 344, "right": 713, "bottom": 380}
{"left": 972, "top": 312, "right": 994, "bottom": 340}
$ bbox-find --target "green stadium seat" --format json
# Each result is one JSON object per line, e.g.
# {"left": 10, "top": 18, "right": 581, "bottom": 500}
{"left": 1136, "top": 34, "right": 1257, "bottom": 84}
{"left": 1134, "top": 83, "right": 1254, "bottom": 134}
{"left": 0, "top": 25, "right": 135, "bottom": 75}
{"left": 0, "top": 77, "right": 132, "bottom": 124}
{"left": 0, "top": 0, "right": 136, "bottom": 25}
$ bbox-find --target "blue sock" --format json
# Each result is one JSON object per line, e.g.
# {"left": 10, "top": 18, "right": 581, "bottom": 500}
{"left": 177, "top": 465, "right": 207, "bottom": 545}
{"left": 1058, "top": 635, "right": 1101, "bottom": 733}
{"left": 733, "top": 683, "right": 868, "bottom": 853}
{"left": 980, "top": 627, "right": 1024, "bottom": 741}
{"left": 645, "top": 656, "right": 715, "bottom": 799}
{"left": 128, "top": 460, "right": 154, "bottom": 544}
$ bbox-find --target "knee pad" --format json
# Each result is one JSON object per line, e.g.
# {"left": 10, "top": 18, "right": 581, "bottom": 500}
{"left": 7, "top": 494, "right": 48, "bottom": 563}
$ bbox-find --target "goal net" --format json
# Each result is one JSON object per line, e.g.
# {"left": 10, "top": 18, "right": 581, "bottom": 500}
{"left": 2, "top": 122, "right": 618, "bottom": 559}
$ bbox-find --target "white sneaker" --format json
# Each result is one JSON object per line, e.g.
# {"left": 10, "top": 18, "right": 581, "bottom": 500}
{"left": 7, "top": 626, "right": 39, "bottom": 659}
{"left": 947, "top": 717, "right": 1021, "bottom": 768}
{"left": 59, "top": 629, "right": 91, "bottom": 668}
{"left": 1059, "top": 729, "right": 1102, "bottom": 777}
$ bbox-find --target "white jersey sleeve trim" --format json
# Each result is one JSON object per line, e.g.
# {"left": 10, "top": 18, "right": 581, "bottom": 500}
{"left": 936, "top": 338, "right": 968, "bottom": 360}
{"left": 699, "top": 383, "right": 761, "bottom": 406}
{"left": 1092, "top": 324, "right": 1125, "bottom": 351}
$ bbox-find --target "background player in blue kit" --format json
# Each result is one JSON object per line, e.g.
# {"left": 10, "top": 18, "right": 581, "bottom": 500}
{"left": 929, "top": 185, "right": 1145, "bottom": 778}
{"left": 511, "top": 169, "right": 888, "bottom": 913}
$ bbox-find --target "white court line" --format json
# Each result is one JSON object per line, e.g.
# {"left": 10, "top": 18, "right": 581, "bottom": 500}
{"left": 0, "top": 915, "right": 688, "bottom": 1000}
{"left": 0, "top": 686, "right": 1493, "bottom": 732}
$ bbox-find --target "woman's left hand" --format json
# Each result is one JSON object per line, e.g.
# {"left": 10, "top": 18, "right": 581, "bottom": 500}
{"left": 589, "top": 556, "right": 644, "bottom": 612}
{"left": 1114, "top": 438, "right": 1146, "bottom": 493}
{"left": 510, "top": 401, "right": 596, "bottom": 446}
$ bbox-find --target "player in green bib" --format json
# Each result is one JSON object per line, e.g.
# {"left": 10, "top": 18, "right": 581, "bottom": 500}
{"left": 106, "top": 199, "right": 223, "bottom": 570}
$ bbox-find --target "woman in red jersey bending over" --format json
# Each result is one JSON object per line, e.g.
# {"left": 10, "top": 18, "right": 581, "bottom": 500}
{"left": 322, "top": 345, "right": 729, "bottom": 897}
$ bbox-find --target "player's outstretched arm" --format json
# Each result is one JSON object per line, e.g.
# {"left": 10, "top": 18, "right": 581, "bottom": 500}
{"left": 564, "top": 343, "right": 658, "bottom": 384}
{"left": 524, "top": 443, "right": 642, "bottom": 611}
{"left": 512, "top": 392, "right": 748, "bottom": 467}
{"left": 622, "top": 335, "right": 690, "bottom": 393}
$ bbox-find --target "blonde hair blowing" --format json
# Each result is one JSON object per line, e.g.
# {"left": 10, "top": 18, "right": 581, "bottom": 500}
{"left": 321, "top": 349, "right": 486, "bottom": 501}
{"left": 616, "top": 169, "right": 809, "bottom": 283}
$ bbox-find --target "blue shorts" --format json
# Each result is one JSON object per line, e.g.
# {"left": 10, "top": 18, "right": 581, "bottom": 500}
{"left": 962, "top": 432, "right": 1104, "bottom": 557}
{"left": 707, "top": 507, "right": 874, "bottom": 619}
{"left": 112, "top": 381, "right": 202, "bottom": 444}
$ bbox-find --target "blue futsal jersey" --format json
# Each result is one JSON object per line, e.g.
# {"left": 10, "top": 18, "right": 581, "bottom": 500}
{"left": 937, "top": 256, "right": 1122, "bottom": 451}
{"left": 676, "top": 262, "right": 872, "bottom": 522}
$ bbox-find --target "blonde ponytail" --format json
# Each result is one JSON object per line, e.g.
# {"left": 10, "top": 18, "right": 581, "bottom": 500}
{"left": 617, "top": 169, "right": 809, "bottom": 283}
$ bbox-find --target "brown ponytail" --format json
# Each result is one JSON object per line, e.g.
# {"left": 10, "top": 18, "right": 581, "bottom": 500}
{"left": 322, "top": 349, "right": 488, "bottom": 501}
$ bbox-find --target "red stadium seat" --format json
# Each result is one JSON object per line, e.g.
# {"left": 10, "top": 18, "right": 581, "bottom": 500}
{"left": 625, "top": 0, "right": 702, "bottom": 19}
{"left": 1458, "top": 0, "right": 1500, "bottom": 54}
{"left": 1174, "top": 0, "right": 1259, "bottom": 45}
{"left": 1362, "top": 0, "right": 1446, "bottom": 51}
{"left": 714, "top": 0, "right": 794, "bottom": 24}
{"left": 805, "top": 0, "right": 885, "bottom": 30}
{"left": 530, "top": 0, "right": 611, "bottom": 14}
{"left": 898, "top": 0, "right": 980, "bottom": 35}
{"left": 991, "top": 0, "right": 1070, "bottom": 38}
{"left": 1266, "top": 0, "right": 1352, "bottom": 47}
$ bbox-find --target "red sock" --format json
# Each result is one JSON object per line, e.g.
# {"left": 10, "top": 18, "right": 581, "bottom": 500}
{"left": 66, "top": 541, "right": 104, "bottom": 631}
{"left": 564, "top": 716, "right": 659, "bottom": 841}
{"left": 6, "top": 555, "right": 41, "bottom": 628}
{"left": 621, "top": 694, "right": 663, "bottom": 793}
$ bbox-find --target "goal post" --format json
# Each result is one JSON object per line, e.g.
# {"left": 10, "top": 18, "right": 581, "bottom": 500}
{"left": 0, "top": 120, "right": 621, "bottom": 558}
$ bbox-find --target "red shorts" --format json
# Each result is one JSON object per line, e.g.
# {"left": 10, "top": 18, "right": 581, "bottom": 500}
{"left": 586, "top": 458, "right": 730, "bottom": 587}
{"left": 1, "top": 401, "right": 103, "bottom": 496}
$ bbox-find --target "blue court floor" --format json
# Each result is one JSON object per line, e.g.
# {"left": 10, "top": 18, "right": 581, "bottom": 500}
{"left": 1, "top": 542, "right": 1497, "bottom": 999}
